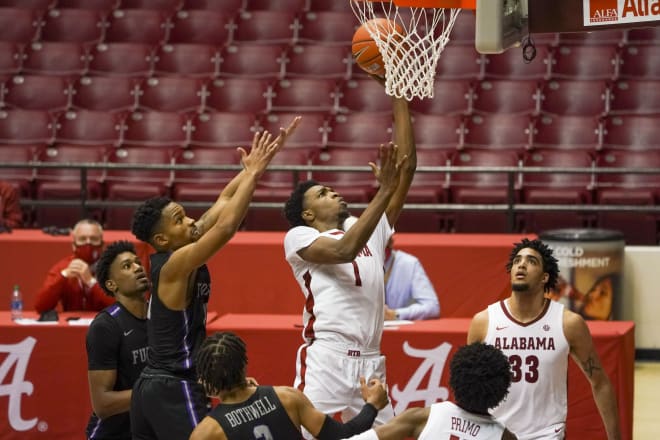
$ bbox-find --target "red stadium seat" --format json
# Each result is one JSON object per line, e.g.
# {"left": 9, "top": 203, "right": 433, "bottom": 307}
{"left": 297, "top": 11, "right": 359, "bottom": 46}
{"left": 337, "top": 78, "right": 393, "bottom": 114}
{"left": 435, "top": 45, "right": 484, "bottom": 80}
{"left": 0, "top": 42, "right": 23, "bottom": 76}
{"left": 104, "top": 147, "right": 174, "bottom": 229}
{"left": 326, "top": 112, "right": 393, "bottom": 150}
{"left": 21, "top": 42, "right": 89, "bottom": 76}
{"left": 609, "top": 79, "right": 660, "bottom": 115}
{"left": 243, "top": 0, "right": 306, "bottom": 11}
{"left": 306, "top": 0, "right": 354, "bottom": 12}
{"left": 447, "top": 10, "right": 476, "bottom": 45}
{"left": 260, "top": 111, "right": 328, "bottom": 152}
{"left": 0, "top": 109, "right": 55, "bottom": 144}
{"left": 71, "top": 75, "right": 140, "bottom": 112}
{"left": 189, "top": 112, "right": 258, "bottom": 148}
{"left": 34, "top": 144, "right": 106, "bottom": 228}
{"left": 0, "top": 144, "right": 38, "bottom": 197}
{"left": 0, "top": 0, "right": 55, "bottom": 8}
{"left": 181, "top": 0, "right": 243, "bottom": 14}
{"left": 626, "top": 27, "right": 660, "bottom": 45}
{"left": 104, "top": 9, "right": 170, "bottom": 45}
{"left": 556, "top": 29, "right": 625, "bottom": 46}
{"left": 39, "top": 8, "right": 106, "bottom": 44}
{"left": 539, "top": 79, "right": 610, "bottom": 116}
{"left": 550, "top": 45, "right": 619, "bottom": 80}
{"left": 483, "top": 44, "right": 552, "bottom": 80}
{"left": 232, "top": 10, "right": 298, "bottom": 46}
{"left": 412, "top": 114, "right": 464, "bottom": 151}
{"left": 619, "top": 45, "right": 660, "bottom": 79}
{"left": 88, "top": 42, "right": 155, "bottom": 77}
{"left": 122, "top": 111, "right": 191, "bottom": 148}
{"left": 270, "top": 78, "right": 338, "bottom": 113}
{"left": 531, "top": 113, "right": 602, "bottom": 151}
{"left": 4, "top": 74, "right": 72, "bottom": 111}
{"left": 284, "top": 44, "right": 351, "bottom": 79}
{"left": 409, "top": 79, "right": 474, "bottom": 116}
{"left": 153, "top": 43, "right": 220, "bottom": 77}
{"left": 595, "top": 149, "right": 660, "bottom": 245}
{"left": 0, "top": 7, "right": 41, "bottom": 43}
{"left": 463, "top": 112, "right": 533, "bottom": 150}
{"left": 472, "top": 79, "right": 540, "bottom": 115}
{"left": 120, "top": 0, "right": 183, "bottom": 11}
{"left": 602, "top": 115, "right": 660, "bottom": 151}
{"left": 168, "top": 10, "right": 232, "bottom": 45}
{"left": 54, "top": 109, "right": 125, "bottom": 146}
{"left": 219, "top": 44, "right": 286, "bottom": 79}
{"left": 204, "top": 77, "right": 273, "bottom": 114}
{"left": 137, "top": 76, "right": 205, "bottom": 113}
{"left": 55, "top": 0, "right": 118, "bottom": 11}
{"left": 310, "top": 147, "right": 379, "bottom": 203}
{"left": 520, "top": 149, "right": 595, "bottom": 234}
{"left": 448, "top": 148, "right": 521, "bottom": 233}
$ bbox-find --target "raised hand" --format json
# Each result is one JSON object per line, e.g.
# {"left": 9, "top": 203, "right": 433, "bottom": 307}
{"left": 360, "top": 376, "right": 390, "bottom": 410}
{"left": 369, "top": 142, "right": 408, "bottom": 193}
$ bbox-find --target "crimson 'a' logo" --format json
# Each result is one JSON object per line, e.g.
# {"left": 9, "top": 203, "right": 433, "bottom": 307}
{"left": 0, "top": 337, "right": 38, "bottom": 431}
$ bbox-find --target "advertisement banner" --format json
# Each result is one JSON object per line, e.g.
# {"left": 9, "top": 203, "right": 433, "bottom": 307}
{"left": 584, "top": 0, "right": 660, "bottom": 26}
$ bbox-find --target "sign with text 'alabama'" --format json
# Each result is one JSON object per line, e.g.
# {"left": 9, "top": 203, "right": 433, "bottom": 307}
{"left": 584, "top": 0, "right": 660, "bottom": 26}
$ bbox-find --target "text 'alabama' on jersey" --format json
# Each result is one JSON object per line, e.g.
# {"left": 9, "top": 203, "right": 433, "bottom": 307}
{"left": 86, "top": 302, "right": 148, "bottom": 440}
{"left": 485, "top": 299, "right": 569, "bottom": 440}
{"left": 284, "top": 214, "right": 393, "bottom": 350}
{"left": 210, "top": 386, "right": 302, "bottom": 440}
{"left": 418, "top": 401, "right": 506, "bottom": 440}
{"left": 147, "top": 251, "right": 211, "bottom": 377}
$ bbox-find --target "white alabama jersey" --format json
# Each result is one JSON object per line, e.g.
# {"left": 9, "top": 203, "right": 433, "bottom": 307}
{"left": 485, "top": 299, "right": 570, "bottom": 439}
{"left": 418, "top": 401, "right": 506, "bottom": 440}
{"left": 284, "top": 214, "right": 392, "bottom": 350}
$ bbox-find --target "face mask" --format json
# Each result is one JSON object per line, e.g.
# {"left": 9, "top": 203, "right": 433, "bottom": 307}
{"left": 74, "top": 243, "right": 103, "bottom": 264}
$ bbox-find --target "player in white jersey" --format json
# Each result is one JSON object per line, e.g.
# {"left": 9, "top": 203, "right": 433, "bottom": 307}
{"left": 283, "top": 87, "right": 416, "bottom": 435}
{"left": 467, "top": 238, "right": 621, "bottom": 440}
{"left": 345, "top": 342, "right": 518, "bottom": 440}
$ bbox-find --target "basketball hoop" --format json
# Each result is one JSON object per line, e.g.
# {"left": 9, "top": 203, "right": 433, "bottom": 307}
{"left": 350, "top": 0, "right": 475, "bottom": 101}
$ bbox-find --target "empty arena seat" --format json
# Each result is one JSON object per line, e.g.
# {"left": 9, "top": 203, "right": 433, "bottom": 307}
{"left": 483, "top": 44, "right": 552, "bottom": 80}
{"left": 22, "top": 41, "right": 89, "bottom": 76}
{"left": 0, "top": 0, "right": 55, "bottom": 8}
{"left": 4, "top": 74, "right": 72, "bottom": 111}
{"left": 137, "top": 76, "right": 206, "bottom": 113}
{"left": 447, "top": 9, "right": 476, "bottom": 45}
{"left": 260, "top": 111, "right": 329, "bottom": 153}
{"left": 71, "top": 75, "right": 140, "bottom": 112}
{"left": 412, "top": 114, "right": 464, "bottom": 151}
{"left": 168, "top": 9, "right": 232, "bottom": 45}
{"left": 204, "top": 77, "right": 273, "bottom": 114}
{"left": 56, "top": 0, "right": 118, "bottom": 10}
{"left": 54, "top": 109, "right": 125, "bottom": 146}
{"left": 409, "top": 79, "right": 474, "bottom": 116}
{"left": 122, "top": 111, "right": 191, "bottom": 148}
{"left": 618, "top": 45, "right": 660, "bottom": 79}
{"left": 232, "top": 10, "right": 298, "bottom": 46}
{"left": 39, "top": 8, "right": 106, "bottom": 44}
{"left": 88, "top": 42, "right": 155, "bottom": 77}
{"left": 310, "top": 147, "right": 378, "bottom": 203}
{"left": 104, "top": 9, "right": 170, "bottom": 45}
{"left": 609, "top": 79, "right": 660, "bottom": 115}
{"left": 270, "top": 78, "right": 339, "bottom": 113}
{"left": 602, "top": 114, "right": 660, "bottom": 151}
{"left": 326, "top": 112, "right": 393, "bottom": 150}
{"left": 336, "top": 78, "right": 394, "bottom": 114}
{"left": 181, "top": 0, "right": 243, "bottom": 14}
{"left": 0, "top": 42, "right": 23, "bottom": 76}
{"left": 435, "top": 45, "right": 484, "bottom": 80}
{"left": 153, "top": 43, "right": 220, "bottom": 77}
{"left": 531, "top": 113, "right": 602, "bottom": 151}
{"left": 297, "top": 11, "right": 359, "bottom": 46}
{"left": 463, "top": 112, "right": 533, "bottom": 150}
{"left": 189, "top": 112, "right": 258, "bottom": 148}
{"left": 243, "top": 0, "right": 306, "bottom": 11}
{"left": 539, "top": 79, "right": 610, "bottom": 116}
{"left": 0, "top": 143, "right": 38, "bottom": 197}
{"left": 0, "top": 108, "right": 55, "bottom": 144}
{"left": 472, "top": 79, "right": 540, "bottom": 115}
{"left": 550, "top": 45, "right": 620, "bottom": 80}
{"left": 284, "top": 44, "right": 351, "bottom": 79}
{"left": 306, "top": 0, "right": 354, "bottom": 12}
{"left": 120, "top": 0, "right": 183, "bottom": 11}
{"left": 556, "top": 29, "right": 625, "bottom": 46}
{"left": 0, "top": 7, "right": 42, "bottom": 43}
{"left": 219, "top": 44, "right": 286, "bottom": 79}
{"left": 626, "top": 27, "right": 660, "bottom": 45}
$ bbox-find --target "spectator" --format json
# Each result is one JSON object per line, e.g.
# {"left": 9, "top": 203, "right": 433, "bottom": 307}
{"left": 34, "top": 219, "right": 114, "bottom": 313}
{"left": 0, "top": 180, "right": 23, "bottom": 230}
{"left": 384, "top": 237, "right": 439, "bottom": 321}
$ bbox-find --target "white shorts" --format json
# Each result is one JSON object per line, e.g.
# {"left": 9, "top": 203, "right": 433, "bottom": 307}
{"left": 294, "top": 340, "right": 395, "bottom": 438}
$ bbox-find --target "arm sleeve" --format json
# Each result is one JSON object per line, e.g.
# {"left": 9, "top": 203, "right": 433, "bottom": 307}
{"left": 316, "top": 403, "right": 377, "bottom": 440}
{"left": 0, "top": 184, "right": 23, "bottom": 228}
{"left": 86, "top": 313, "right": 120, "bottom": 370}
{"left": 34, "top": 259, "right": 70, "bottom": 313}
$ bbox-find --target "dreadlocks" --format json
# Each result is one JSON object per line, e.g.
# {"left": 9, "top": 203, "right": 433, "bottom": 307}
{"left": 96, "top": 240, "right": 137, "bottom": 297}
{"left": 131, "top": 196, "right": 171, "bottom": 245}
{"left": 506, "top": 238, "right": 559, "bottom": 292}
{"left": 195, "top": 332, "right": 248, "bottom": 396}
{"left": 283, "top": 180, "right": 319, "bottom": 228}
{"left": 450, "top": 342, "right": 512, "bottom": 414}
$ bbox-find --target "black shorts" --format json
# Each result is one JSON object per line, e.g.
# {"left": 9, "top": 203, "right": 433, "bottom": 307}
{"left": 130, "top": 370, "right": 210, "bottom": 440}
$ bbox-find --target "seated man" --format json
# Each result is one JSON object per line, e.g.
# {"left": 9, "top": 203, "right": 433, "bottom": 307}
{"left": 384, "top": 237, "right": 439, "bottom": 321}
{"left": 190, "top": 331, "right": 390, "bottom": 440}
{"left": 34, "top": 219, "right": 114, "bottom": 313}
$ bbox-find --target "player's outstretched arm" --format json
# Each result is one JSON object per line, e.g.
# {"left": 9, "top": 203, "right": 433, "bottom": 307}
{"left": 564, "top": 310, "right": 621, "bottom": 440}
{"left": 467, "top": 309, "right": 489, "bottom": 343}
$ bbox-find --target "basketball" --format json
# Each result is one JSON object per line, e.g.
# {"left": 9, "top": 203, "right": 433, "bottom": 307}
{"left": 351, "top": 18, "right": 405, "bottom": 77}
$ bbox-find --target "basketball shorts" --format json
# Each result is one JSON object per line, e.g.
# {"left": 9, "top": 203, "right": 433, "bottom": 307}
{"left": 130, "top": 368, "right": 210, "bottom": 440}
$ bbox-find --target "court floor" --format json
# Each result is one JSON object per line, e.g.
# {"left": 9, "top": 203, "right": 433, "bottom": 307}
{"left": 633, "top": 361, "right": 660, "bottom": 439}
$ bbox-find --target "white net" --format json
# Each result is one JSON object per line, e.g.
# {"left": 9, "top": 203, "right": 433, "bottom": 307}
{"left": 350, "top": 0, "right": 462, "bottom": 101}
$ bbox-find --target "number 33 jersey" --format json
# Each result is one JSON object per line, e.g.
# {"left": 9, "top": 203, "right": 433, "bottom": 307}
{"left": 484, "top": 299, "right": 569, "bottom": 439}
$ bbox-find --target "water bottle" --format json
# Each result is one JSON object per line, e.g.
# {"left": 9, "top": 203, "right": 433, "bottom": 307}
{"left": 10, "top": 284, "right": 23, "bottom": 320}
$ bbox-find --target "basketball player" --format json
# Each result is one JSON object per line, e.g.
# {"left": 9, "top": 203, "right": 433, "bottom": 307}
{"left": 85, "top": 241, "right": 149, "bottom": 440}
{"left": 283, "top": 91, "right": 415, "bottom": 433}
{"left": 189, "top": 331, "right": 390, "bottom": 440}
{"left": 129, "top": 118, "right": 300, "bottom": 440}
{"left": 467, "top": 238, "right": 621, "bottom": 440}
{"left": 345, "top": 342, "right": 517, "bottom": 440}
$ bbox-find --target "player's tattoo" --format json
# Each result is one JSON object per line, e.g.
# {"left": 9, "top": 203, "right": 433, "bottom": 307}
{"left": 581, "top": 354, "right": 602, "bottom": 377}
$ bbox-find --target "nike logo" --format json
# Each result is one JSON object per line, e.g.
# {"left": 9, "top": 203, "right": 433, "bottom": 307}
{"left": 124, "top": 329, "right": 134, "bottom": 336}
{"left": 496, "top": 326, "right": 508, "bottom": 330}
{"left": 554, "top": 427, "right": 562, "bottom": 433}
